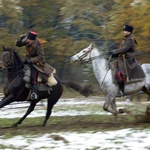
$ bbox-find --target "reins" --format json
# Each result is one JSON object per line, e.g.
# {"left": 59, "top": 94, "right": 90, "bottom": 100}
{"left": 5, "top": 73, "right": 22, "bottom": 93}
{"left": 76, "top": 47, "right": 110, "bottom": 64}
{"left": 79, "top": 55, "right": 104, "bottom": 65}
{"left": 5, "top": 57, "right": 24, "bottom": 74}
{"left": 77, "top": 47, "right": 109, "bottom": 65}
{"left": 73, "top": 46, "right": 112, "bottom": 86}
{"left": 7, "top": 65, "right": 24, "bottom": 71}
{"left": 100, "top": 55, "right": 112, "bottom": 86}
{"left": 7, "top": 65, "right": 24, "bottom": 74}
{"left": 2, "top": 51, "right": 24, "bottom": 74}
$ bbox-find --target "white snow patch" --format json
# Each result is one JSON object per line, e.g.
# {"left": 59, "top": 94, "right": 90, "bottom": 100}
{"left": 0, "top": 129, "right": 150, "bottom": 150}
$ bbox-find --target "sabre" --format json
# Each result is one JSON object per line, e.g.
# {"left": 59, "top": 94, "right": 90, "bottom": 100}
{"left": 122, "top": 54, "right": 129, "bottom": 82}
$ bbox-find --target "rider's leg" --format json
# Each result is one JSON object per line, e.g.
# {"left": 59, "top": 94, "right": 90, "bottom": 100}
{"left": 30, "top": 67, "right": 39, "bottom": 100}
{"left": 115, "top": 68, "right": 124, "bottom": 97}
{"left": 117, "top": 80, "right": 124, "bottom": 97}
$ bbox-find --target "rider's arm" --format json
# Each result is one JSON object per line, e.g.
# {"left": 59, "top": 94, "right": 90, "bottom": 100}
{"left": 15, "top": 33, "right": 27, "bottom": 47}
{"left": 112, "top": 39, "right": 134, "bottom": 55}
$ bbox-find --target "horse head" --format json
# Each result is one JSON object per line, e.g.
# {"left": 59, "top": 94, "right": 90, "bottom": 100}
{"left": 69, "top": 43, "right": 94, "bottom": 64}
{"left": 1, "top": 46, "right": 14, "bottom": 67}
{"left": 0, "top": 46, "right": 23, "bottom": 73}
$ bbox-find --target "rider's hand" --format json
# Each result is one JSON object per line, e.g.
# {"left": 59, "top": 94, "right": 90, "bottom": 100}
{"left": 16, "top": 33, "right": 27, "bottom": 47}
{"left": 20, "top": 33, "right": 26, "bottom": 40}
{"left": 24, "top": 59, "right": 32, "bottom": 64}
{"left": 109, "top": 50, "right": 114, "bottom": 55}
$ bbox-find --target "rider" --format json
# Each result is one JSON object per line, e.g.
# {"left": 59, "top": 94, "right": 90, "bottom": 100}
{"left": 110, "top": 25, "right": 145, "bottom": 97}
{"left": 15, "top": 30, "right": 57, "bottom": 101}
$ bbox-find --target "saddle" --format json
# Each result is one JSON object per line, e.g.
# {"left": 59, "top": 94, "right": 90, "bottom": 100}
{"left": 23, "top": 64, "right": 57, "bottom": 91}
{"left": 111, "top": 61, "right": 144, "bottom": 84}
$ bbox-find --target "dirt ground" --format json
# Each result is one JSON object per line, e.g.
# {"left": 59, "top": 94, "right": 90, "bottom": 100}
{"left": 0, "top": 113, "right": 150, "bottom": 137}
{"left": 0, "top": 89, "right": 150, "bottom": 137}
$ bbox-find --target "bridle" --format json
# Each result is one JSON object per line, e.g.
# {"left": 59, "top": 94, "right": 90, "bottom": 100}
{"left": 1, "top": 51, "right": 24, "bottom": 73}
{"left": 76, "top": 46, "right": 93, "bottom": 64}
{"left": 75, "top": 46, "right": 106, "bottom": 65}
{"left": 1, "top": 51, "right": 14, "bottom": 67}
{"left": 73, "top": 45, "right": 112, "bottom": 86}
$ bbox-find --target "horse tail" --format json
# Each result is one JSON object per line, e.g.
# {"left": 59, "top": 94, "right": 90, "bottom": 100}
{"left": 61, "top": 81, "right": 93, "bottom": 97}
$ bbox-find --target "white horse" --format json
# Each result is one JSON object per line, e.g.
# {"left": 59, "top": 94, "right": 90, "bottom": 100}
{"left": 70, "top": 43, "right": 150, "bottom": 115}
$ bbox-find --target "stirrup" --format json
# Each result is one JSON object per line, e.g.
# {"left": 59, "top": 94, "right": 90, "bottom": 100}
{"left": 116, "top": 91, "right": 124, "bottom": 97}
{"left": 31, "top": 92, "right": 38, "bottom": 100}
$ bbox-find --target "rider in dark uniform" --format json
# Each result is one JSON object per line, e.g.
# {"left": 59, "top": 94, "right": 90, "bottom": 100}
{"left": 16, "top": 30, "right": 56, "bottom": 100}
{"left": 110, "top": 25, "right": 145, "bottom": 97}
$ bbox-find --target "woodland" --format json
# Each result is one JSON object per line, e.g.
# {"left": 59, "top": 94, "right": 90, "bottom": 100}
{"left": 0, "top": 0, "right": 149, "bottom": 83}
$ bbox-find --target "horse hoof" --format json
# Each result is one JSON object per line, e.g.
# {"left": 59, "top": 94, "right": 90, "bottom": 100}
{"left": 42, "top": 123, "right": 46, "bottom": 127}
{"left": 114, "top": 113, "right": 118, "bottom": 116}
{"left": 12, "top": 124, "right": 18, "bottom": 128}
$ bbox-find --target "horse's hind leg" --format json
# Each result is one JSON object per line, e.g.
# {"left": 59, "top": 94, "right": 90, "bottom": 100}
{"left": 43, "top": 91, "right": 63, "bottom": 126}
{"left": 111, "top": 99, "right": 117, "bottom": 116}
{"left": 103, "top": 96, "right": 117, "bottom": 115}
{"left": 110, "top": 99, "right": 118, "bottom": 122}
{"left": 42, "top": 99, "right": 54, "bottom": 127}
{"left": 13, "top": 101, "right": 36, "bottom": 127}
{"left": 42, "top": 93, "right": 61, "bottom": 127}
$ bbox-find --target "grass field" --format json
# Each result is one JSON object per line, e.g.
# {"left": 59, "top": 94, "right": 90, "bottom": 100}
{"left": 0, "top": 90, "right": 150, "bottom": 149}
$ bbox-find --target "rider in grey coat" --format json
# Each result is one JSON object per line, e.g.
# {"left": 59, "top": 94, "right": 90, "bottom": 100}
{"left": 110, "top": 25, "right": 145, "bottom": 97}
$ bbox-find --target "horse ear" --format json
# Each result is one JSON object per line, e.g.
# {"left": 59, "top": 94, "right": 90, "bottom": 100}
{"left": 2, "top": 45, "right": 5, "bottom": 51}
{"left": 91, "top": 43, "right": 94, "bottom": 49}
{"left": 11, "top": 47, "right": 15, "bottom": 52}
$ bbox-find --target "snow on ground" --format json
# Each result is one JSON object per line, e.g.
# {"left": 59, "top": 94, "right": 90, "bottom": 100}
{"left": 0, "top": 129, "right": 150, "bottom": 150}
{"left": 0, "top": 96, "right": 135, "bottom": 118}
{"left": 0, "top": 96, "right": 150, "bottom": 150}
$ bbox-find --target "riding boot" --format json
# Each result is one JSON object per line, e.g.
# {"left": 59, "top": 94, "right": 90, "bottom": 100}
{"left": 117, "top": 81, "right": 124, "bottom": 97}
{"left": 31, "top": 85, "right": 39, "bottom": 100}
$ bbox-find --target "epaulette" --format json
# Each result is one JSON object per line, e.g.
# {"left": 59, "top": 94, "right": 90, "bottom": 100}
{"left": 37, "top": 38, "right": 47, "bottom": 44}
{"left": 131, "top": 36, "right": 138, "bottom": 45}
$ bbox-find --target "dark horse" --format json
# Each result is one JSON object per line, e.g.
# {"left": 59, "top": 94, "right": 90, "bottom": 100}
{"left": 0, "top": 47, "right": 93, "bottom": 127}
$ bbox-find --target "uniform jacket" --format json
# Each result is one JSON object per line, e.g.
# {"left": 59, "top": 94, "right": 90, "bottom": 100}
{"left": 112, "top": 34, "right": 145, "bottom": 80}
{"left": 16, "top": 38, "right": 55, "bottom": 83}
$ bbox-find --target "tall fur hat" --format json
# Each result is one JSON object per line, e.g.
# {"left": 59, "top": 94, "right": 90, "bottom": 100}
{"left": 123, "top": 25, "right": 133, "bottom": 33}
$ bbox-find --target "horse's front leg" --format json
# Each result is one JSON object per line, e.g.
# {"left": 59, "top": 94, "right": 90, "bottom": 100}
{"left": 103, "top": 94, "right": 117, "bottom": 116}
{"left": 12, "top": 100, "right": 37, "bottom": 127}
{"left": 0, "top": 94, "right": 14, "bottom": 108}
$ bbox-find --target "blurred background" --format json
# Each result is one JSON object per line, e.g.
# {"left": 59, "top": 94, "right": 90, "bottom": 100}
{"left": 0, "top": 0, "right": 149, "bottom": 90}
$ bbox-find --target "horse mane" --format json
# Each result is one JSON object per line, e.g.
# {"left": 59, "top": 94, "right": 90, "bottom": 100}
{"left": 13, "top": 51, "right": 23, "bottom": 65}
{"left": 4, "top": 47, "right": 23, "bottom": 64}
{"left": 13, "top": 50, "right": 24, "bottom": 72}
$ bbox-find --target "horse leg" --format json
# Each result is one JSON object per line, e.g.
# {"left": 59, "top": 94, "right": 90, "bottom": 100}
{"left": 110, "top": 98, "right": 117, "bottom": 116}
{"left": 0, "top": 94, "right": 14, "bottom": 108}
{"left": 42, "top": 94, "right": 62, "bottom": 127}
{"left": 13, "top": 101, "right": 37, "bottom": 127}
{"left": 42, "top": 99, "right": 54, "bottom": 127}
{"left": 42, "top": 84, "right": 63, "bottom": 127}
{"left": 103, "top": 95, "right": 117, "bottom": 115}
{"left": 142, "top": 86, "right": 150, "bottom": 96}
